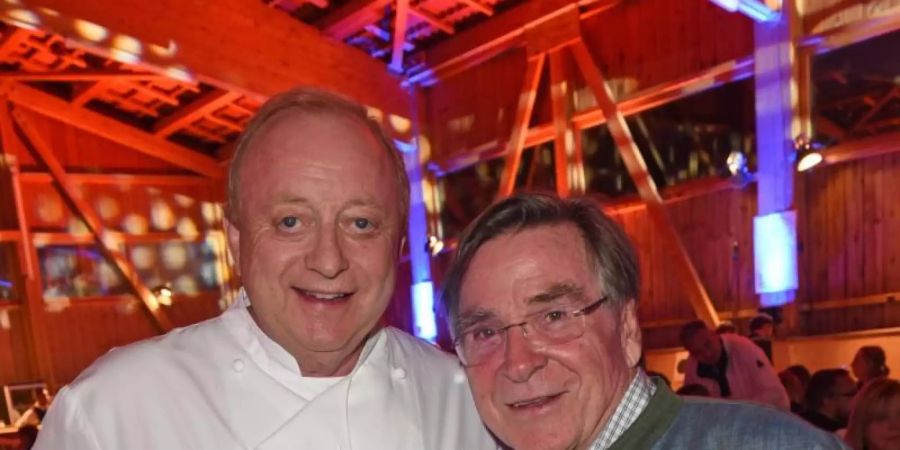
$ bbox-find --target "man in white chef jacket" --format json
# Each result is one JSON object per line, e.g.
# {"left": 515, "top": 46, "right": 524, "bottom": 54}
{"left": 35, "top": 88, "right": 497, "bottom": 450}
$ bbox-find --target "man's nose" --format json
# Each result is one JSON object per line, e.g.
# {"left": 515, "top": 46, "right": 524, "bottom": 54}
{"left": 501, "top": 326, "right": 548, "bottom": 383}
{"left": 305, "top": 224, "right": 349, "bottom": 278}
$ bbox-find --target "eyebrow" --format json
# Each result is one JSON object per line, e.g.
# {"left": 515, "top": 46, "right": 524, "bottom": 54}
{"left": 455, "top": 283, "right": 585, "bottom": 332}
{"left": 454, "top": 309, "right": 497, "bottom": 335}
{"left": 525, "top": 283, "right": 585, "bottom": 305}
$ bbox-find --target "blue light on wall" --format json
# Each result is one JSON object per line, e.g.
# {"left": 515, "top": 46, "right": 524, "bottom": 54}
{"left": 753, "top": 210, "right": 798, "bottom": 305}
{"left": 411, "top": 281, "right": 437, "bottom": 343}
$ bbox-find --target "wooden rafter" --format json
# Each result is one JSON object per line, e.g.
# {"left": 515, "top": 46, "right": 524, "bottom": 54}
{"left": 569, "top": 38, "right": 719, "bottom": 328}
{"left": 6, "top": 83, "right": 223, "bottom": 178}
{"left": 497, "top": 53, "right": 545, "bottom": 198}
{"left": 14, "top": 0, "right": 411, "bottom": 118}
{"left": 0, "top": 70, "right": 161, "bottom": 82}
{"left": 708, "top": 0, "right": 779, "bottom": 22}
{"left": 409, "top": 0, "right": 621, "bottom": 85}
{"left": 849, "top": 87, "right": 898, "bottom": 133}
{"left": 0, "top": 103, "right": 55, "bottom": 387}
{"left": 391, "top": 0, "right": 411, "bottom": 73}
{"left": 408, "top": 6, "right": 454, "bottom": 35}
{"left": 457, "top": 0, "right": 493, "bottom": 16}
{"left": 820, "top": 130, "right": 900, "bottom": 167}
{"left": 11, "top": 107, "right": 175, "bottom": 333}
{"left": 431, "top": 55, "right": 754, "bottom": 176}
{"left": 321, "top": 0, "right": 391, "bottom": 40}
{"left": 153, "top": 90, "right": 239, "bottom": 138}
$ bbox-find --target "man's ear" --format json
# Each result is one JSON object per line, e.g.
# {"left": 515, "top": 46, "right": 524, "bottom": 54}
{"left": 223, "top": 215, "right": 241, "bottom": 277}
{"left": 619, "top": 299, "right": 643, "bottom": 368}
{"left": 398, "top": 235, "right": 407, "bottom": 259}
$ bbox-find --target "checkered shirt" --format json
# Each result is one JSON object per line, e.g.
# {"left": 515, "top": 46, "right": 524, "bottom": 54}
{"left": 589, "top": 370, "right": 657, "bottom": 450}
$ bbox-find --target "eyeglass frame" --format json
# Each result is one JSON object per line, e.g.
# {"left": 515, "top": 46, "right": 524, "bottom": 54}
{"left": 453, "top": 295, "right": 610, "bottom": 367}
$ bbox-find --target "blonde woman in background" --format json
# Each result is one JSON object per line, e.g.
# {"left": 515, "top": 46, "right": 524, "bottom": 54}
{"left": 844, "top": 378, "right": 900, "bottom": 450}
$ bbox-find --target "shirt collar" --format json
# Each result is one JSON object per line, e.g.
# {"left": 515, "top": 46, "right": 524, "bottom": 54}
{"left": 590, "top": 369, "right": 657, "bottom": 450}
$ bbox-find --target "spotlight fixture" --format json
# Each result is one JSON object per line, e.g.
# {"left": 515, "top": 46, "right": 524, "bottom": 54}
{"left": 725, "top": 149, "right": 754, "bottom": 188}
{"left": 152, "top": 283, "right": 173, "bottom": 306}
{"left": 794, "top": 134, "right": 824, "bottom": 172}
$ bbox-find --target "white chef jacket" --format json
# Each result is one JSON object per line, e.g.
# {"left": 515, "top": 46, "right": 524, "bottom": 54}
{"left": 35, "top": 291, "right": 497, "bottom": 450}
{"left": 683, "top": 333, "right": 790, "bottom": 410}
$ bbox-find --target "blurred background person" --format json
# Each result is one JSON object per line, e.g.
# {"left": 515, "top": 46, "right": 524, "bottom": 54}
{"left": 801, "top": 369, "right": 857, "bottom": 433}
{"left": 853, "top": 346, "right": 890, "bottom": 388}
{"left": 844, "top": 378, "right": 900, "bottom": 450}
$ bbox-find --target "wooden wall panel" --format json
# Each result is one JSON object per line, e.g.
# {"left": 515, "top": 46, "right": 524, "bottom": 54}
{"left": 797, "top": 151, "right": 900, "bottom": 303}
{"left": 0, "top": 310, "right": 35, "bottom": 383}
{"left": 426, "top": 48, "right": 527, "bottom": 163}
{"left": 43, "top": 300, "right": 158, "bottom": 384}
{"left": 579, "top": 0, "right": 753, "bottom": 100}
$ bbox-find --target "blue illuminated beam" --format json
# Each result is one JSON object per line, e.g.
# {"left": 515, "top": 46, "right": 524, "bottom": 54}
{"left": 753, "top": 210, "right": 798, "bottom": 306}
{"left": 709, "top": 0, "right": 780, "bottom": 23}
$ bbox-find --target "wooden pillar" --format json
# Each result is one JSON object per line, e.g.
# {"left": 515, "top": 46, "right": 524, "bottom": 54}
{"left": 0, "top": 101, "right": 56, "bottom": 388}
{"left": 753, "top": 0, "right": 801, "bottom": 308}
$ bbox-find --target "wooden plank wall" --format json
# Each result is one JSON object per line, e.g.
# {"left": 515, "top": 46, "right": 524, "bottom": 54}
{"left": 424, "top": 0, "right": 754, "bottom": 164}
{"left": 0, "top": 113, "right": 228, "bottom": 385}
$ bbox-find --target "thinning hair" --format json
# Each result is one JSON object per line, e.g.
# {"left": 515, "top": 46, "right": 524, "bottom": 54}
{"left": 857, "top": 345, "right": 890, "bottom": 377}
{"left": 845, "top": 378, "right": 900, "bottom": 450}
{"left": 440, "top": 193, "right": 640, "bottom": 334}
{"left": 226, "top": 87, "right": 409, "bottom": 230}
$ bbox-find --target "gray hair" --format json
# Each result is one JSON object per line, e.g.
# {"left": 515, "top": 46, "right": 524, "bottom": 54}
{"left": 226, "top": 87, "right": 410, "bottom": 230}
{"left": 440, "top": 192, "right": 640, "bottom": 333}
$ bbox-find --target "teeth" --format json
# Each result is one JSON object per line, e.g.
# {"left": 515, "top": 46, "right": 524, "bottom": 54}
{"left": 304, "top": 290, "right": 347, "bottom": 300}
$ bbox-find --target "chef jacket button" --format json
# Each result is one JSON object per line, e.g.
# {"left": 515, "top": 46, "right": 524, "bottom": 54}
{"left": 453, "top": 369, "right": 467, "bottom": 384}
{"left": 232, "top": 358, "right": 245, "bottom": 372}
{"left": 392, "top": 367, "right": 407, "bottom": 380}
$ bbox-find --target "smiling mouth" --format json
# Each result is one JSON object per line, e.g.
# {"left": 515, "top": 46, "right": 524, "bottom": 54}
{"left": 292, "top": 287, "right": 353, "bottom": 302}
{"left": 507, "top": 393, "right": 564, "bottom": 410}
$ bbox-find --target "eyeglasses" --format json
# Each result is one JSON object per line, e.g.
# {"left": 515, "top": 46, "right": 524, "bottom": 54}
{"left": 454, "top": 296, "right": 609, "bottom": 367}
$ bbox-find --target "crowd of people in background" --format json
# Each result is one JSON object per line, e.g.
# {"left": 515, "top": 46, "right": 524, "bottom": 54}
{"left": 675, "top": 316, "right": 898, "bottom": 450}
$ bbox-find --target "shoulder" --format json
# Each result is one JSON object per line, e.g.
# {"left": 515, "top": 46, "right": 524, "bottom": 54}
{"left": 64, "top": 315, "right": 229, "bottom": 403}
{"left": 722, "top": 333, "right": 760, "bottom": 351}
{"left": 666, "top": 398, "right": 847, "bottom": 448}
{"left": 383, "top": 327, "right": 460, "bottom": 369}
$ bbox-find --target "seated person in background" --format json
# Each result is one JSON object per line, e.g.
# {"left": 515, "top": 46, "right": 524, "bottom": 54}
{"left": 788, "top": 364, "right": 813, "bottom": 389}
{"left": 780, "top": 368, "right": 807, "bottom": 414}
{"left": 749, "top": 313, "right": 775, "bottom": 363}
{"left": 801, "top": 369, "right": 857, "bottom": 432}
{"left": 844, "top": 378, "right": 900, "bottom": 450}
{"left": 35, "top": 88, "right": 495, "bottom": 450}
{"left": 852, "top": 346, "right": 890, "bottom": 388}
{"left": 676, "top": 384, "right": 711, "bottom": 397}
{"left": 440, "top": 193, "right": 846, "bottom": 450}
{"left": 681, "top": 320, "right": 790, "bottom": 410}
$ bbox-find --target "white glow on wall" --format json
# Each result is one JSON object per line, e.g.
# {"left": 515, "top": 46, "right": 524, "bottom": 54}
{"left": 411, "top": 281, "right": 437, "bottom": 343}
{"left": 753, "top": 210, "right": 798, "bottom": 301}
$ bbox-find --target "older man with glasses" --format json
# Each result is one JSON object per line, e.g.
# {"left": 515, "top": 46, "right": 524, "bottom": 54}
{"left": 440, "top": 192, "right": 848, "bottom": 450}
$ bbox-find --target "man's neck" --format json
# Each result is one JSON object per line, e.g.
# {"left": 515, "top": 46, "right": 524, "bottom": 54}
{"left": 247, "top": 305, "right": 377, "bottom": 377}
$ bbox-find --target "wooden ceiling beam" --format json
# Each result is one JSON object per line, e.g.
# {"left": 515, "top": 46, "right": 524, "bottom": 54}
{"left": 820, "top": 130, "right": 900, "bottom": 167}
{"left": 0, "top": 69, "right": 161, "bottom": 82}
{"left": 16, "top": 0, "right": 410, "bottom": 118}
{"left": 408, "top": 6, "right": 454, "bottom": 35}
{"left": 6, "top": 82, "right": 224, "bottom": 178}
{"left": 390, "top": 0, "right": 410, "bottom": 73}
{"left": 457, "top": 0, "right": 493, "bottom": 16}
{"left": 12, "top": 107, "right": 175, "bottom": 333}
{"left": 320, "top": 0, "right": 392, "bottom": 40}
{"left": 153, "top": 90, "right": 239, "bottom": 138}
{"left": 408, "top": 0, "right": 620, "bottom": 86}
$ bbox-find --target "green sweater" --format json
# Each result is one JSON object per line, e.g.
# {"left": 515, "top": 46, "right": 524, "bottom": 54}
{"left": 607, "top": 379, "right": 848, "bottom": 450}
